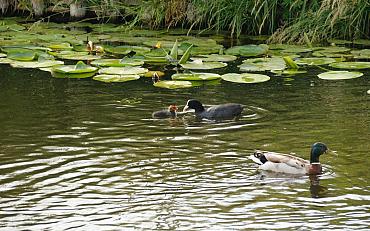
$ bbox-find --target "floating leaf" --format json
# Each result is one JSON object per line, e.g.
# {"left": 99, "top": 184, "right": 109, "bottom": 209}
{"left": 55, "top": 51, "right": 101, "bottom": 61}
{"left": 93, "top": 74, "right": 140, "bottom": 83}
{"left": 10, "top": 60, "right": 64, "bottom": 68}
{"left": 91, "top": 58, "right": 144, "bottom": 67}
{"left": 144, "top": 71, "right": 165, "bottom": 78}
{"left": 351, "top": 49, "right": 370, "bottom": 59}
{"left": 239, "top": 57, "right": 286, "bottom": 72}
{"left": 313, "top": 46, "right": 351, "bottom": 53}
{"left": 7, "top": 50, "right": 36, "bottom": 61}
{"left": 296, "top": 57, "right": 336, "bottom": 66}
{"left": 51, "top": 71, "right": 97, "bottom": 79}
{"left": 99, "top": 66, "right": 148, "bottom": 75}
{"left": 221, "top": 73, "right": 270, "bottom": 83}
{"left": 0, "top": 53, "right": 6, "bottom": 58}
{"left": 192, "top": 54, "right": 237, "bottom": 62}
{"left": 180, "top": 60, "right": 227, "bottom": 70}
{"left": 172, "top": 73, "right": 221, "bottom": 81}
{"left": 271, "top": 69, "right": 307, "bottom": 76}
{"left": 329, "top": 62, "right": 370, "bottom": 69}
{"left": 153, "top": 80, "right": 194, "bottom": 89}
{"left": 105, "top": 45, "right": 151, "bottom": 55}
{"left": 53, "top": 61, "right": 98, "bottom": 74}
{"left": 225, "top": 44, "right": 268, "bottom": 57}
{"left": 317, "top": 71, "right": 363, "bottom": 80}
{"left": 48, "top": 43, "right": 73, "bottom": 50}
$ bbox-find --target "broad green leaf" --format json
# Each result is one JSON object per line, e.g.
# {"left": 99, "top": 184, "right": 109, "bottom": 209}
{"left": 271, "top": 69, "right": 307, "bottom": 76}
{"left": 283, "top": 56, "right": 299, "bottom": 69}
{"left": 53, "top": 62, "right": 98, "bottom": 74}
{"left": 153, "top": 80, "right": 194, "bottom": 89}
{"left": 10, "top": 60, "right": 64, "bottom": 68}
{"left": 296, "top": 57, "right": 336, "bottom": 66}
{"left": 172, "top": 73, "right": 221, "bottom": 81}
{"left": 192, "top": 54, "right": 237, "bottom": 62}
{"left": 99, "top": 66, "right": 148, "bottom": 75}
{"left": 329, "top": 62, "right": 370, "bottom": 69}
{"left": 48, "top": 43, "right": 73, "bottom": 50}
{"left": 221, "top": 73, "right": 270, "bottom": 83}
{"left": 351, "top": 49, "right": 370, "bottom": 59}
{"left": 7, "top": 50, "right": 36, "bottom": 61}
{"left": 317, "top": 71, "right": 363, "bottom": 80}
{"left": 170, "top": 39, "right": 178, "bottom": 61}
{"left": 225, "top": 44, "right": 268, "bottom": 57}
{"left": 180, "top": 60, "right": 227, "bottom": 70}
{"left": 93, "top": 74, "right": 140, "bottom": 83}
{"left": 91, "top": 58, "right": 144, "bottom": 67}
{"left": 178, "top": 45, "right": 193, "bottom": 64}
{"left": 105, "top": 45, "right": 151, "bottom": 55}
{"left": 240, "top": 57, "right": 286, "bottom": 72}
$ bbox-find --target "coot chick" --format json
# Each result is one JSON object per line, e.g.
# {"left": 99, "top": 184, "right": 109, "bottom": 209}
{"left": 183, "top": 99, "right": 243, "bottom": 120}
{"left": 152, "top": 104, "right": 178, "bottom": 119}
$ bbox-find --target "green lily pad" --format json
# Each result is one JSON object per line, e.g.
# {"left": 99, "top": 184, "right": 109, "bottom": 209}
{"left": 10, "top": 60, "right": 64, "bottom": 68}
{"left": 93, "top": 74, "right": 140, "bottom": 83}
{"left": 53, "top": 61, "right": 98, "bottom": 74}
{"left": 91, "top": 58, "right": 144, "bottom": 67}
{"left": 313, "top": 46, "right": 351, "bottom": 53}
{"left": 180, "top": 60, "right": 227, "bottom": 70}
{"left": 311, "top": 51, "right": 353, "bottom": 58}
{"left": 99, "top": 66, "right": 148, "bottom": 75}
{"left": 225, "top": 44, "right": 268, "bottom": 57}
{"left": 171, "top": 73, "right": 221, "bottom": 81}
{"left": 221, "top": 73, "right": 270, "bottom": 83}
{"left": 271, "top": 69, "right": 307, "bottom": 76}
{"left": 351, "top": 49, "right": 370, "bottom": 59}
{"left": 317, "top": 71, "right": 363, "bottom": 80}
{"left": 296, "top": 57, "right": 336, "bottom": 66}
{"left": 329, "top": 62, "right": 370, "bottom": 69}
{"left": 51, "top": 71, "right": 97, "bottom": 79}
{"left": 192, "top": 54, "right": 237, "bottom": 62}
{"left": 48, "top": 43, "right": 73, "bottom": 50}
{"left": 0, "top": 53, "right": 6, "bottom": 58}
{"left": 105, "top": 45, "right": 151, "bottom": 55}
{"left": 239, "top": 57, "right": 286, "bottom": 72}
{"left": 0, "top": 58, "right": 15, "bottom": 64}
{"left": 0, "top": 24, "right": 26, "bottom": 32}
{"left": 55, "top": 51, "right": 101, "bottom": 61}
{"left": 281, "top": 48, "right": 312, "bottom": 53}
{"left": 153, "top": 80, "right": 194, "bottom": 89}
{"left": 7, "top": 50, "right": 37, "bottom": 61}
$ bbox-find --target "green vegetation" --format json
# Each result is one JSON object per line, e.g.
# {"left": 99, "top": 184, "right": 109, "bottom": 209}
{"left": 0, "top": 0, "right": 369, "bottom": 42}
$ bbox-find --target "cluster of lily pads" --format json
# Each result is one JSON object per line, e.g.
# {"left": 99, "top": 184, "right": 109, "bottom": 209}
{"left": 0, "top": 18, "right": 369, "bottom": 89}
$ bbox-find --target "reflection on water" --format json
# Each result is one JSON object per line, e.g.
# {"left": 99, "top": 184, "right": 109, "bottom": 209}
{"left": 0, "top": 64, "right": 369, "bottom": 230}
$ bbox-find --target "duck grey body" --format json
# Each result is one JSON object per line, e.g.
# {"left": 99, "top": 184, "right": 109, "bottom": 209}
{"left": 183, "top": 99, "right": 243, "bottom": 120}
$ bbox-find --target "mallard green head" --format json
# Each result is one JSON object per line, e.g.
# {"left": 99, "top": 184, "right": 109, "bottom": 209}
{"left": 310, "top": 142, "right": 328, "bottom": 163}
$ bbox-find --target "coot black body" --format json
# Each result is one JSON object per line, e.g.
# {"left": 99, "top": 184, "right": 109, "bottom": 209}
{"left": 183, "top": 99, "right": 243, "bottom": 120}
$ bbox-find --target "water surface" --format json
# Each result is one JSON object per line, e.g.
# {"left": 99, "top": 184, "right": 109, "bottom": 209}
{"left": 0, "top": 64, "right": 369, "bottom": 230}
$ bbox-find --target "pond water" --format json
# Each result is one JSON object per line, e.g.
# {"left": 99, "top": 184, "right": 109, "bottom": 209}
{"left": 0, "top": 62, "right": 369, "bottom": 230}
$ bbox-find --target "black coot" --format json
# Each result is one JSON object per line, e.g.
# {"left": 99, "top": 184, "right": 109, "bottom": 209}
{"left": 183, "top": 99, "right": 243, "bottom": 120}
{"left": 152, "top": 105, "right": 178, "bottom": 119}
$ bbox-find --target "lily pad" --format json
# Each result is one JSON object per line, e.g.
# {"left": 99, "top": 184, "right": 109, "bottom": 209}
{"left": 239, "top": 57, "right": 286, "bottom": 72}
{"left": 53, "top": 61, "right": 98, "bottom": 74}
{"left": 317, "top": 71, "right": 363, "bottom": 80}
{"left": 180, "top": 60, "right": 227, "bottom": 70}
{"left": 172, "top": 73, "right": 221, "bottom": 81}
{"left": 7, "top": 50, "right": 36, "bottom": 61}
{"left": 225, "top": 44, "right": 268, "bottom": 57}
{"left": 10, "top": 60, "right": 64, "bottom": 68}
{"left": 296, "top": 57, "right": 336, "bottom": 66}
{"left": 143, "top": 71, "right": 165, "bottom": 78}
{"left": 91, "top": 58, "right": 144, "bottom": 67}
{"left": 48, "top": 43, "right": 73, "bottom": 50}
{"left": 329, "top": 62, "right": 370, "bottom": 69}
{"left": 271, "top": 69, "right": 307, "bottom": 76}
{"left": 192, "top": 54, "right": 237, "bottom": 62}
{"left": 351, "top": 49, "right": 370, "bottom": 59}
{"left": 55, "top": 51, "right": 101, "bottom": 61}
{"left": 51, "top": 72, "right": 97, "bottom": 79}
{"left": 99, "top": 66, "right": 148, "bottom": 75}
{"left": 93, "top": 74, "right": 140, "bottom": 83}
{"left": 105, "top": 45, "right": 151, "bottom": 55}
{"left": 313, "top": 46, "right": 351, "bottom": 53}
{"left": 153, "top": 80, "right": 194, "bottom": 89}
{"left": 221, "top": 73, "right": 270, "bottom": 83}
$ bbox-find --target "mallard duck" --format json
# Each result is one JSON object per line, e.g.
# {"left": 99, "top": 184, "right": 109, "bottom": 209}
{"left": 183, "top": 99, "right": 243, "bottom": 120}
{"left": 249, "top": 142, "right": 328, "bottom": 175}
{"left": 152, "top": 104, "right": 178, "bottom": 119}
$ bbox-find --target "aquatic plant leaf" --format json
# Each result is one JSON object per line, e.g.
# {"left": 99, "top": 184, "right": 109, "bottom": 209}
{"left": 221, "top": 73, "right": 270, "bottom": 83}
{"left": 91, "top": 58, "right": 144, "bottom": 67}
{"left": 224, "top": 44, "right": 268, "bottom": 57}
{"left": 192, "top": 54, "right": 237, "bottom": 62}
{"left": 105, "top": 45, "right": 151, "bottom": 55}
{"left": 53, "top": 62, "right": 98, "bottom": 74}
{"left": 99, "top": 67, "right": 148, "bottom": 75}
{"left": 296, "top": 57, "right": 336, "bottom": 66}
{"left": 7, "top": 50, "right": 36, "bottom": 61}
{"left": 55, "top": 51, "right": 101, "bottom": 61}
{"left": 283, "top": 56, "right": 299, "bottom": 69}
{"left": 313, "top": 46, "right": 351, "bottom": 53}
{"left": 180, "top": 60, "right": 227, "bottom": 70}
{"left": 351, "top": 49, "right": 370, "bottom": 59}
{"left": 172, "top": 73, "right": 221, "bottom": 81}
{"left": 317, "top": 71, "right": 363, "bottom": 80}
{"left": 10, "top": 60, "right": 64, "bottom": 68}
{"left": 271, "top": 69, "right": 307, "bottom": 76}
{"left": 170, "top": 39, "right": 178, "bottom": 60}
{"left": 240, "top": 57, "right": 286, "bottom": 71}
{"left": 51, "top": 71, "right": 97, "bottom": 79}
{"left": 48, "top": 43, "right": 73, "bottom": 50}
{"left": 311, "top": 51, "right": 353, "bottom": 58}
{"left": 0, "top": 53, "right": 6, "bottom": 58}
{"left": 153, "top": 80, "right": 194, "bottom": 89}
{"left": 178, "top": 45, "right": 193, "bottom": 64}
{"left": 0, "top": 58, "right": 15, "bottom": 64}
{"left": 329, "top": 62, "right": 370, "bottom": 69}
{"left": 93, "top": 74, "right": 140, "bottom": 83}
